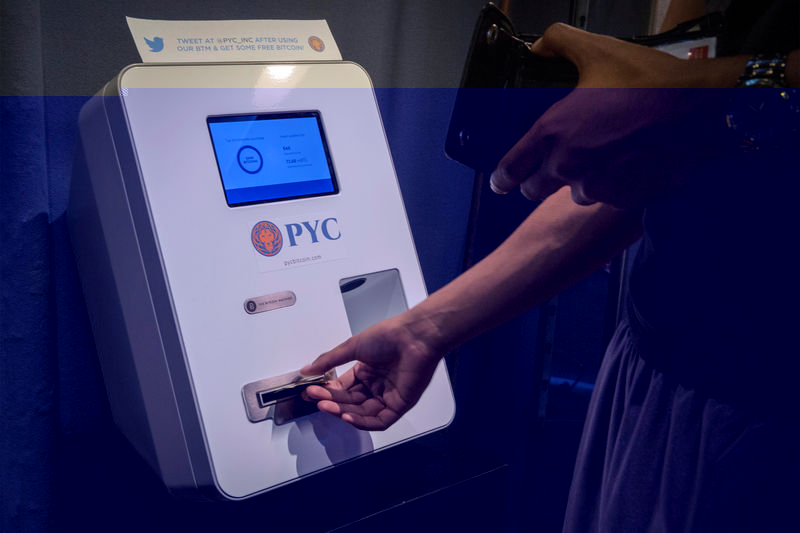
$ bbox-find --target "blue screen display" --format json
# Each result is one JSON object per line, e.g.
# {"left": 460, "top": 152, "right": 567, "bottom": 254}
{"left": 207, "top": 111, "right": 338, "bottom": 206}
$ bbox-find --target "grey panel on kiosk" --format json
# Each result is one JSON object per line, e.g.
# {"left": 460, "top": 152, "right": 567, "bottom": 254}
{"left": 68, "top": 62, "right": 456, "bottom": 500}
{"left": 70, "top": 82, "right": 215, "bottom": 499}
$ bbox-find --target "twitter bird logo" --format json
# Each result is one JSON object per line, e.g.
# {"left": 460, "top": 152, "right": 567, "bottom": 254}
{"left": 144, "top": 36, "right": 164, "bottom": 53}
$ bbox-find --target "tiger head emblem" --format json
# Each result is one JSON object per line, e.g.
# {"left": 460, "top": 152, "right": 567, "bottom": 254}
{"left": 251, "top": 221, "right": 283, "bottom": 257}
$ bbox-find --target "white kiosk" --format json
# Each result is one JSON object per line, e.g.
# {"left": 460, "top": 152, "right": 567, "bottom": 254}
{"left": 68, "top": 62, "right": 455, "bottom": 500}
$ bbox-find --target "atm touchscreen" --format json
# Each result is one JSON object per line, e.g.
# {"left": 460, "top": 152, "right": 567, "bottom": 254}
{"left": 207, "top": 111, "right": 339, "bottom": 207}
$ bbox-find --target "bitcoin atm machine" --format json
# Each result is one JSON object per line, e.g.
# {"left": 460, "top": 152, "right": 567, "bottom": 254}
{"left": 68, "top": 62, "right": 456, "bottom": 499}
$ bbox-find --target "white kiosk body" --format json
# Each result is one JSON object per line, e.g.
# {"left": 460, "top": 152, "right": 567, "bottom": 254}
{"left": 68, "top": 62, "right": 456, "bottom": 500}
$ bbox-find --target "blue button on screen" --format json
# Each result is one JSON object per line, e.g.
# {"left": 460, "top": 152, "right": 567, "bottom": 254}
{"left": 207, "top": 111, "right": 339, "bottom": 207}
{"left": 237, "top": 145, "right": 263, "bottom": 174}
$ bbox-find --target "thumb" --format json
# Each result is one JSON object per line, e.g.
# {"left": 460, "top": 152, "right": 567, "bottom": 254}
{"left": 529, "top": 23, "right": 600, "bottom": 69}
{"left": 300, "top": 337, "right": 356, "bottom": 376}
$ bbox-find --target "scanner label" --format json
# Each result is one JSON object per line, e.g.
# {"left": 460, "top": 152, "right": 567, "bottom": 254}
{"left": 243, "top": 291, "right": 296, "bottom": 315}
{"left": 249, "top": 214, "right": 345, "bottom": 272}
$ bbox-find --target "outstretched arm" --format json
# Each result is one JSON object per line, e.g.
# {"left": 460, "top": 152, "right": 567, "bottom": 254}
{"left": 301, "top": 188, "right": 641, "bottom": 430}
{"left": 399, "top": 189, "right": 641, "bottom": 355}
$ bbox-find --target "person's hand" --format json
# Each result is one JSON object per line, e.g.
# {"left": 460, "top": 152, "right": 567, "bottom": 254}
{"left": 489, "top": 23, "right": 744, "bottom": 207}
{"left": 300, "top": 312, "right": 442, "bottom": 431}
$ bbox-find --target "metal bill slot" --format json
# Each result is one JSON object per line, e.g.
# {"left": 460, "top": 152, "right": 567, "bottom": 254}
{"left": 256, "top": 375, "right": 328, "bottom": 408}
{"left": 242, "top": 369, "right": 335, "bottom": 424}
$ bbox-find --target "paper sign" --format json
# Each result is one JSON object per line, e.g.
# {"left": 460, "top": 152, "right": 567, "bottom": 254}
{"left": 126, "top": 17, "right": 342, "bottom": 63}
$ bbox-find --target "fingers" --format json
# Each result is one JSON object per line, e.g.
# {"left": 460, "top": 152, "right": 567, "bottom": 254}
{"left": 307, "top": 371, "right": 401, "bottom": 431}
{"left": 569, "top": 183, "right": 597, "bottom": 206}
{"left": 305, "top": 366, "right": 361, "bottom": 400}
{"left": 489, "top": 122, "right": 547, "bottom": 196}
{"left": 488, "top": 166, "right": 522, "bottom": 195}
{"left": 304, "top": 367, "right": 368, "bottom": 403}
{"left": 519, "top": 174, "right": 565, "bottom": 203}
{"left": 324, "top": 366, "right": 358, "bottom": 391}
{"left": 318, "top": 397, "right": 385, "bottom": 417}
{"left": 520, "top": 165, "right": 596, "bottom": 206}
{"left": 300, "top": 337, "right": 355, "bottom": 376}
{"left": 305, "top": 385, "right": 369, "bottom": 403}
{"left": 491, "top": 120, "right": 565, "bottom": 202}
{"left": 317, "top": 399, "right": 400, "bottom": 431}
{"left": 340, "top": 410, "right": 400, "bottom": 432}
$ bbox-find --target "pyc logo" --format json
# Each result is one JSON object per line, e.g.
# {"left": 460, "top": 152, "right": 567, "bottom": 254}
{"left": 251, "top": 218, "right": 341, "bottom": 258}
{"left": 251, "top": 221, "right": 283, "bottom": 257}
{"left": 308, "top": 36, "right": 325, "bottom": 53}
{"left": 144, "top": 36, "right": 164, "bottom": 53}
